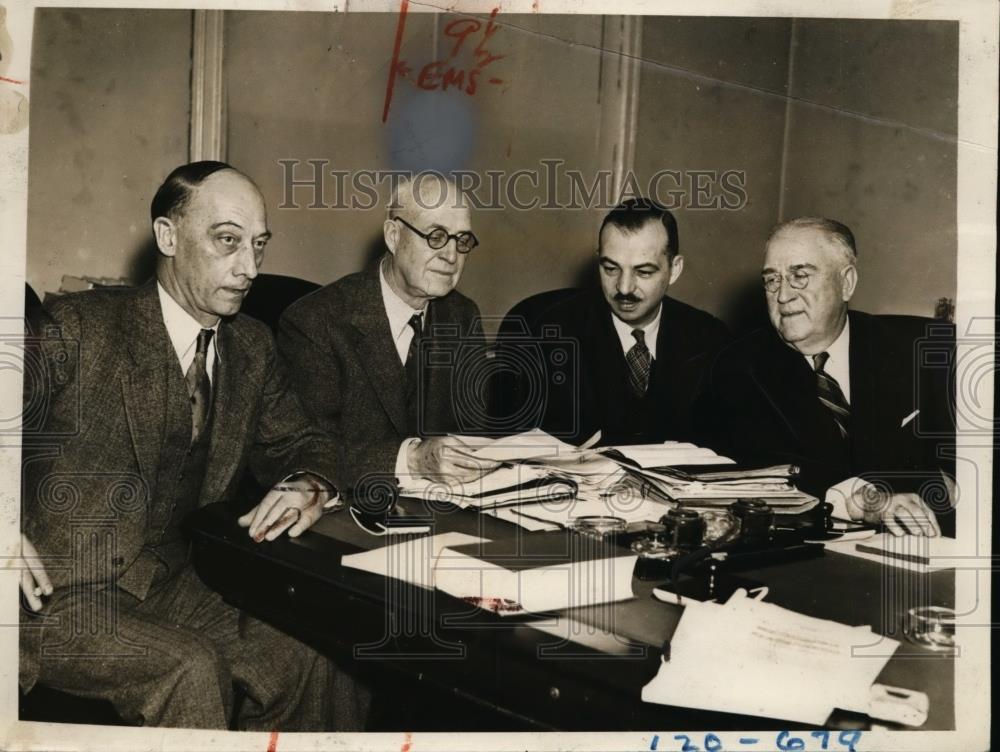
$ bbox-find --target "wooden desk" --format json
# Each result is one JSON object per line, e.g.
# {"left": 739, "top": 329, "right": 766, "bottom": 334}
{"left": 187, "top": 499, "right": 955, "bottom": 731}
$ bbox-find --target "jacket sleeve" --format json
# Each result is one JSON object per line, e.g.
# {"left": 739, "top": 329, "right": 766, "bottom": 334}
{"left": 248, "top": 324, "right": 344, "bottom": 492}
{"left": 277, "top": 300, "right": 401, "bottom": 493}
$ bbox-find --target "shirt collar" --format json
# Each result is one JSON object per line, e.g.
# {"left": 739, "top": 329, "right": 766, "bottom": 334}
{"left": 825, "top": 317, "right": 850, "bottom": 365}
{"left": 610, "top": 302, "right": 662, "bottom": 359}
{"left": 379, "top": 256, "right": 426, "bottom": 340}
{"left": 156, "top": 281, "right": 219, "bottom": 360}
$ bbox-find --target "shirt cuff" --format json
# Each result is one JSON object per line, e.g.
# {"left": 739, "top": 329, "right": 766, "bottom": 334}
{"left": 279, "top": 471, "right": 341, "bottom": 509}
{"left": 824, "top": 476, "right": 873, "bottom": 521}
{"left": 395, "top": 438, "right": 422, "bottom": 484}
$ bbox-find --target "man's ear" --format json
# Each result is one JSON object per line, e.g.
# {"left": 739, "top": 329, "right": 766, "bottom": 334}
{"left": 668, "top": 254, "right": 685, "bottom": 285}
{"left": 383, "top": 218, "right": 399, "bottom": 254}
{"left": 841, "top": 264, "right": 858, "bottom": 302}
{"left": 152, "top": 217, "right": 177, "bottom": 257}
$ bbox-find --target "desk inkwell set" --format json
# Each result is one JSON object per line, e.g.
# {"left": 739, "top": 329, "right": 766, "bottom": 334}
{"left": 618, "top": 499, "right": 826, "bottom": 602}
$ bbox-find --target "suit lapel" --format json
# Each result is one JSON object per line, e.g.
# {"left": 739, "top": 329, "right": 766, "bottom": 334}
{"left": 348, "top": 266, "right": 408, "bottom": 436}
{"left": 847, "top": 311, "right": 880, "bottom": 463}
{"left": 121, "top": 283, "right": 170, "bottom": 489}
{"left": 201, "top": 320, "right": 255, "bottom": 505}
{"left": 587, "top": 297, "right": 630, "bottom": 431}
{"left": 749, "top": 328, "right": 836, "bottom": 447}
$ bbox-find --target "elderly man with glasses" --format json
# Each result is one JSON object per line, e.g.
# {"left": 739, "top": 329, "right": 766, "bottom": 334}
{"left": 696, "top": 217, "right": 956, "bottom": 538}
{"left": 279, "top": 173, "right": 495, "bottom": 495}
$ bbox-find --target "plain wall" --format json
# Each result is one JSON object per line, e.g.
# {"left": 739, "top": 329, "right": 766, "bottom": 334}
{"left": 25, "top": 11, "right": 958, "bottom": 333}
{"left": 781, "top": 19, "right": 958, "bottom": 319}
{"left": 26, "top": 8, "right": 192, "bottom": 299}
{"left": 633, "top": 16, "right": 794, "bottom": 331}
{"left": 225, "top": 12, "right": 609, "bottom": 331}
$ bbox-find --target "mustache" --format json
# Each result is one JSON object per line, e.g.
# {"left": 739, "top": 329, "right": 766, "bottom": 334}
{"left": 614, "top": 293, "right": 641, "bottom": 304}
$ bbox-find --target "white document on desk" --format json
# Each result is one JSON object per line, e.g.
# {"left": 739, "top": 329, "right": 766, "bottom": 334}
{"left": 433, "top": 549, "right": 638, "bottom": 616}
{"left": 642, "top": 590, "right": 897, "bottom": 724}
{"left": 340, "top": 533, "right": 488, "bottom": 589}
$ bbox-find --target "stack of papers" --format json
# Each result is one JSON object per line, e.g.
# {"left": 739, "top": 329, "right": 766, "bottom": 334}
{"left": 608, "top": 442, "right": 734, "bottom": 468}
{"left": 642, "top": 589, "right": 899, "bottom": 724}
{"left": 617, "top": 463, "right": 817, "bottom": 513}
{"left": 400, "top": 465, "right": 575, "bottom": 508}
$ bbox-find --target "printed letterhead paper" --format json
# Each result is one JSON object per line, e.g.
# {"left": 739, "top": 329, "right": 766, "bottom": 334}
{"left": 642, "top": 589, "right": 898, "bottom": 724}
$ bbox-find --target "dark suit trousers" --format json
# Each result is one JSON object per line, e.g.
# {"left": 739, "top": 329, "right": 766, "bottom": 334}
{"left": 32, "top": 565, "right": 369, "bottom": 730}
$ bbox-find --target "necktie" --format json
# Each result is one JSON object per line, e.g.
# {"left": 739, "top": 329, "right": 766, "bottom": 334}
{"left": 185, "top": 328, "right": 214, "bottom": 445}
{"left": 626, "top": 328, "right": 652, "bottom": 397}
{"left": 812, "top": 351, "right": 850, "bottom": 439}
{"left": 404, "top": 313, "right": 423, "bottom": 393}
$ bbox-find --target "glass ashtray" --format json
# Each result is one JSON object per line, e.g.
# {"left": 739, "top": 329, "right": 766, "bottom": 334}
{"left": 903, "top": 606, "right": 957, "bottom": 653}
{"left": 567, "top": 515, "right": 627, "bottom": 538}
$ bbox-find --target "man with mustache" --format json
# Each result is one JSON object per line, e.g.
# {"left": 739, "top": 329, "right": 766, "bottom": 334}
{"left": 697, "top": 217, "right": 955, "bottom": 537}
{"left": 19, "top": 162, "right": 367, "bottom": 728}
{"left": 515, "top": 198, "right": 730, "bottom": 445}
{"left": 279, "top": 173, "right": 495, "bottom": 493}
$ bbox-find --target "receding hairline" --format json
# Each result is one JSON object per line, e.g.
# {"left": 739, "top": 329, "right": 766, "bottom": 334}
{"left": 387, "top": 173, "right": 462, "bottom": 220}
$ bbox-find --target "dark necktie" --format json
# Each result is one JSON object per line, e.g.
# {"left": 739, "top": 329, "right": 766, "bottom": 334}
{"left": 185, "top": 328, "right": 214, "bottom": 445}
{"left": 813, "top": 351, "right": 850, "bottom": 439}
{"left": 404, "top": 313, "right": 423, "bottom": 394}
{"left": 626, "top": 328, "right": 652, "bottom": 397}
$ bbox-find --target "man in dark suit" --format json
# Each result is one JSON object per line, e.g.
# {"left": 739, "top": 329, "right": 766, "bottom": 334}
{"left": 18, "top": 162, "right": 367, "bottom": 728}
{"left": 278, "top": 174, "right": 495, "bottom": 492}
{"left": 511, "top": 198, "right": 730, "bottom": 446}
{"left": 697, "top": 217, "right": 955, "bottom": 537}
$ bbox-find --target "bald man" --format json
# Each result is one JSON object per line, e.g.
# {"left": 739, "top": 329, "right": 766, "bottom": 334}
{"left": 19, "top": 162, "right": 367, "bottom": 729}
{"left": 278, "top": 173, "right": 494, "bottom": 494}
{"left": 697, "top": 218, "right": 956, "bottom": 537}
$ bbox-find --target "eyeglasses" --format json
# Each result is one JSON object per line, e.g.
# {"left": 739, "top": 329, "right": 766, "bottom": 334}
{"left": 762, "top": 269, "right": 812, "bottom": 294}
{"left": 395, "top": 216, "right": 479, "bottom": 254}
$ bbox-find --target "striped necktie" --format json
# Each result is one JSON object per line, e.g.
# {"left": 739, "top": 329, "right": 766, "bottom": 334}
{"left": 626, "top": 328, "right": 652, "bottom": 397}
{"left": 812, "top": 351, "right": 850, "bottom": 439}
{"left": 185, "top": 328, "right": 214, "bottom": 445}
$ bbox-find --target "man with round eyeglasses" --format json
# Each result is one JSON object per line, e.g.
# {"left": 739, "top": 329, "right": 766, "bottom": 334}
{"left": 697, "top": 217, "right": 956, "bottom": 538}
{"left": 279, "top": 172, "right": 496, "bottom": 495}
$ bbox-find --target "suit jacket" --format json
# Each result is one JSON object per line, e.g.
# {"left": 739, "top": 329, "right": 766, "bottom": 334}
{"left": 20, "top": 281, "right": 340, "bottom": 690}
{"left": 22, "top": 281, "right": 341, "bottom": 588}
{"left": 516, "top": 290, "right": 731, "bottom": 445}
{"left": 696, "top": 310, "right": 955, "bottom": 533}
{"left": 277, "top": 263, "right": 487, "bottom": 492}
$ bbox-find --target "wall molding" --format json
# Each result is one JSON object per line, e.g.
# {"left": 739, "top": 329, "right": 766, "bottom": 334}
{"left": 597, "top": 15, "right": 642, "bottom": 205}
{"left": 189, "top": 9, "right": 226, "bottom": 162}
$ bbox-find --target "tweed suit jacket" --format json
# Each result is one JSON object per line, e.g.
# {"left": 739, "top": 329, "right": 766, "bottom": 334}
{"left": 20, "top": 281, "right": 342, "bottom": 690}
{"left": 277, "top": 263, "right": 486, "bottom": 492}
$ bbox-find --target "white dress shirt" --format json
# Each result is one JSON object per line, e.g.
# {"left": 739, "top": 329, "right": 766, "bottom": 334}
{"left": 610, "top": 302, "right": 662, "bottom": 360}
{"left": 805, "top": 318, "right": 851, "bottom": 403}
{"left": 378, "top": 259, "right": 429, "bottom": 480}
{"left": 379, "top": 257, "right": 427, "bottom": 365}
{"left": 157, "top": 282, "right": 219, "bottom": 382}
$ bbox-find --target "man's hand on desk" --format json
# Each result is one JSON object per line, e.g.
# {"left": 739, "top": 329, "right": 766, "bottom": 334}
{"left": 238, "top": 473, "right": 336, "bottom": 543}
{"left": 838, "top": 484, "right": 941, "bottom": 538}
{"left": 407, "top": 436, "right": 499, "bottom": 485}
{"left": 15, "top": 534, "right": 53, "bottom": 612}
